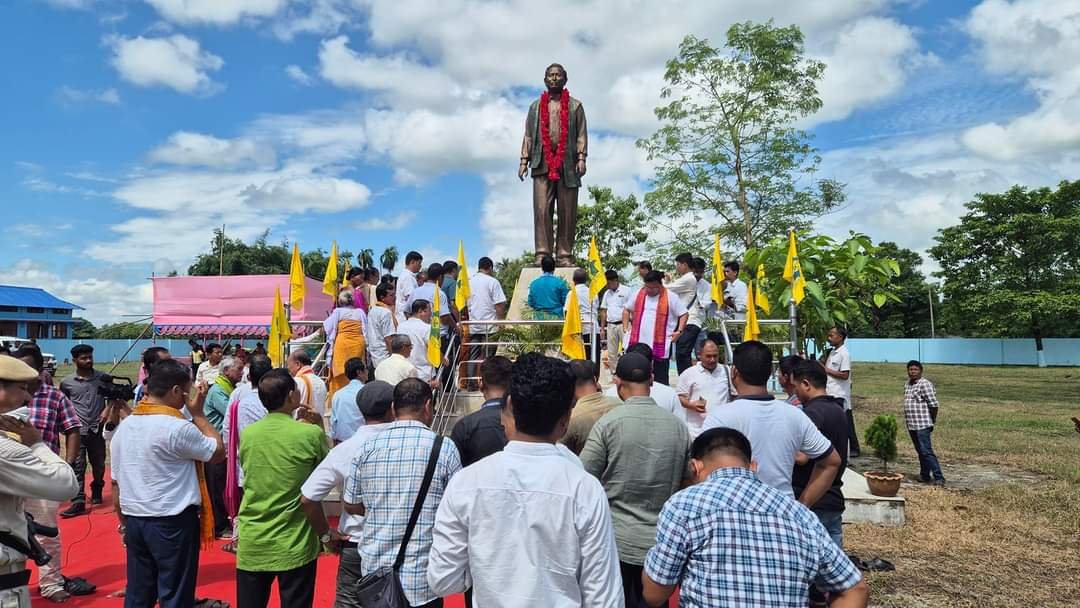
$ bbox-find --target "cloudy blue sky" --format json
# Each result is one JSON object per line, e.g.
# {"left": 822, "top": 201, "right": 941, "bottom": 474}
{"left": 2, "top": 0, "right": 1078, "bottom": 324}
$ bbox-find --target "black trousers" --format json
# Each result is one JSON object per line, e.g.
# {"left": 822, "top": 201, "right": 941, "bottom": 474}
{"left": 124, "top": 506, "right": 201, "bottom": 608}
{"left": 333, "top": 544, "right": 362, "bottom": 608}
{"left": 236, "top": 559, "right": 318, "bottom": 608}
{"left": 675, "top": 324, "right": 702, "bottom": 375}
{"left": 619, "top": 561, "right": 650, "bottom": 608}
{"left": 73, "top": 427, "right": 106, "bottom": 504}
{"left": 204, "top": 460, "right": 230, "bottom": 536}
{"left": 845, "top": 407, "right": 861, "bottom": 454}
{"left": 653, "top": 357, "right": 671, "bottom": 385}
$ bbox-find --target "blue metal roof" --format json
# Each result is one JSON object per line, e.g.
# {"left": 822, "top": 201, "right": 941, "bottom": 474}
{"left": 0, "top": 285, "right": 83, "bottom": 310}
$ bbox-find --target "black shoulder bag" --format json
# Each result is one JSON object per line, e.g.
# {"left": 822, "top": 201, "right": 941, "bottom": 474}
{"left": 356, "top": 435, "right": 443, "bottom": 607}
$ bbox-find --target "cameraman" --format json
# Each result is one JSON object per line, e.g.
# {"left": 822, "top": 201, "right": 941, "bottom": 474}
{"left": 0, "top": 356, "right": 79, "bottom": 608}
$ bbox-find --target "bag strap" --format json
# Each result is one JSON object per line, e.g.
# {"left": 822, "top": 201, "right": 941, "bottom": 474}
{"left": 393, "top": 434, "right": 443, "bottom": 570}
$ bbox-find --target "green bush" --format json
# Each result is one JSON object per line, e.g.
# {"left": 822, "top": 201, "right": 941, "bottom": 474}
{"left": 864, "top": 414, "right": 898, "bottom": 473}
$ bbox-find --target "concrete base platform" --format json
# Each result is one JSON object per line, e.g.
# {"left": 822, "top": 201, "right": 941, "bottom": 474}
{"left": 842, "top": 467, "right": 906, "bottom": 526}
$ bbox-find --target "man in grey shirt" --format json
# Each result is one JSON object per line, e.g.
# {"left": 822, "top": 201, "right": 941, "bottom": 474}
{"left": 581, "top": 353, "right": 689, "bottom": 608}
{"left": 59, "top": 344, "right": 109, "bottom": 517}
{"left": 702, "top": 340, "right": 841, "bottom": 506}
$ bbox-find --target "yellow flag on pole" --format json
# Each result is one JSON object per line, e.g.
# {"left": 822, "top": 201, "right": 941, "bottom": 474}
{"left": 783, "top": 230, "right": 807, "bottom": 304}
{"left": 268, "top": 287, "right": 292, "bottom": 367}
{"left": 587, "top": 236, "right": 606, "bottom": 301}
{"left": 711, "top": 234, "right": 724, "bottom": 306}
{"left": 561, "top": 286, "right": 586, "bottom": 360}
{"left": 322, "top": 241, "right": 339, "bottom": 297}
{"left": 755, "top": 264, "right": 771, "bottom": 315}
{"left": 455, "top": 241, "right": 470, "bottom": 311}
{"left": 341, "top": 259, "right": 351, "bottom": 290}
{"left": 289, "top": 244, "right": 306, "bottom": 312}
{"left": 427, "top": 287, "right": 442, "bottom": 369}
{"left": 743, "top": 281, "right": 761, "bottom": 342}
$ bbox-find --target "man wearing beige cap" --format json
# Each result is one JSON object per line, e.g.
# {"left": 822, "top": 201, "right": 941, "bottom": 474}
{"left": 0, "top": 356, "right": 79, "bottom": 608}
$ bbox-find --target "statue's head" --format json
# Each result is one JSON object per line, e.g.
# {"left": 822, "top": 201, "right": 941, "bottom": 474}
{"left": 545, "top": 63, "right": 567, "bottom": 92}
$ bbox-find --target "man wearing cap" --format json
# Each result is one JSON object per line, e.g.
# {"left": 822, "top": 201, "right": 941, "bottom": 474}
{"left": 0, "top": 356, "right": 79, "bottom": 608}
{"left": 580, "top": 353, "right": 690, "bottom": 607}
{"left": 301, "top": 380, "right": 397, "bottom": 608}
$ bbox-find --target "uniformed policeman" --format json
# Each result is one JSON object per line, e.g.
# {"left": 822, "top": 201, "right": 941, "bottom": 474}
{"left": 0, "top": 356, "right": 78, "bottom": 607}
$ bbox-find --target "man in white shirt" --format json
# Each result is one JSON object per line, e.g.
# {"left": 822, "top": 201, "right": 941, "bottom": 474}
{"left": 676, "top": 257, "right": 712, "bottom": 374}
{"left": 301, "top": 381, "right": 396, "bottom": 608}
{"left": 408, "top": 263, "right": 457, "bottom": 340}
{"left": 701, "top": 341, "right": 841, "bottom": 502}
{"left": 466, "top": 256, "right": 507, "bottom": 375}
{"left": 365, "top": 282, "right": 398, "bottom": 368}
{"left": 824, "top": 326, "right": 859, "bottom": 457}
{"left": 399, "top": 300, "right": 440, "bottom": 385}
{"left": 622, "top": 270, "right": 689, "bottom": 385}
{"left": 428, "top": 352, "right": 623, "bottom": 607}
{"left": 675, "top": 339, "right": 731, "bottom": 438}
{"left": 195, "top": 343, "right": 224, "bottom": 385}
{"left": 599, "top": 270, "right": 631, "bottom": 372}
{"left": 110, "top": 359, "right": 224, "bottom": 608}
{"left": 374, "top": 335, "right": 420, "bottom": 386}
{"left": 604, "top": 342, "right": 683, "bottom": 417}
{"left": 722, "top": 261, "right": 748, "bottom": 320}
{"left": 287, "top": 350, "right": 328, "bottom": 415}
{"left": 395, "top": 251, "right": 424, "bottom": 324}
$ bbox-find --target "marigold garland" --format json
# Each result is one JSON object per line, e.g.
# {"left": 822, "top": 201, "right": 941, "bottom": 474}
{"left": 539, "top": 89, "right": 571, "bottom": 181}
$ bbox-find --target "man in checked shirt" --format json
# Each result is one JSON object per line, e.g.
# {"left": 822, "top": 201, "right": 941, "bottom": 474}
{"left": 904, "top": 360, "right": 944, "bottom": 485}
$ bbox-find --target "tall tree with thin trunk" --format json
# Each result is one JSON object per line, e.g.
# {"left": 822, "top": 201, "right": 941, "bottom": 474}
{"left": 639, "top": 22, "right": 844, "bottom": 255}
{"left": 380, "top": 246, "right": 399, "bottom": 276}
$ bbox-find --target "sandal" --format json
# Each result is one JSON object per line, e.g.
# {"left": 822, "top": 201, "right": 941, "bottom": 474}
{"left": 196, "top": 599, "right": 230, "bottom": 608}
{"left": 221, "top": 542, "right": 237, "bottom": 554}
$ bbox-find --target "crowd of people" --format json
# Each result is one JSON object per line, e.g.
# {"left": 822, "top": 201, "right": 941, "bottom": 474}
{"left": 0, "top": 247, "right": 953, "bottom": 608}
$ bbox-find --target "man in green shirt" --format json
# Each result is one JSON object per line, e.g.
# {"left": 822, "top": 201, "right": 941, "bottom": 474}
{"left": 580, "top": 352, "right": 690, "bottom": 608}
{"left": 205, "top": 356, "right": 242, "bottom": 538}
{"left": 236, "top": 369, "right": 329, "bottom": 608}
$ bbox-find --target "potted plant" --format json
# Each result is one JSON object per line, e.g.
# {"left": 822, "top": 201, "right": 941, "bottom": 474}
{"left": 863, "top": 414, "right": 904, "bottom": 497}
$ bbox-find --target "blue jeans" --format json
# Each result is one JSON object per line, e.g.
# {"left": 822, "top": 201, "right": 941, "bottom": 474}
{"left": 812, "top": 509, "right": 844, "bottom": 549}
{"left": 909, "top": 428, "right": 944, "bottom": 481}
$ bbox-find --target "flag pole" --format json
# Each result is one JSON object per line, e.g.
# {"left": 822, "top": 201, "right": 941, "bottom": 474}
{"left": 788, "top": 227, "right": 798, "bottom": 354}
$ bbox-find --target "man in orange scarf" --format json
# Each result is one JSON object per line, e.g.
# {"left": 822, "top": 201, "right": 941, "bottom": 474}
{"left": 110, "top": 359, "right": 224, "bottom": 608}
{"left": 622, "top": 270, "right": 689, "bottom": 386}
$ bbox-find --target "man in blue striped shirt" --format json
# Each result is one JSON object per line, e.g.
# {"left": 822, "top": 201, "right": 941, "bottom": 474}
{"left": 642, "top": 428, "right": 868, "bottom": 608}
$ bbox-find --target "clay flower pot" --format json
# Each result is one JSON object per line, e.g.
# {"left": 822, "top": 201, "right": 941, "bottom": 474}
{"left": 864, "top": 471, "right": 904, "bottom": 497}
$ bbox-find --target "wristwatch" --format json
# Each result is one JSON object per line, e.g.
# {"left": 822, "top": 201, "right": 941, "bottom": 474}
{"left": 320, "top": 532, "right": 332, "bottom": 545}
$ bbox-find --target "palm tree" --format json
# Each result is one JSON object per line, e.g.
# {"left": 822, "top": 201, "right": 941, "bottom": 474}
{"left": 380, "top": 246, "right": 399, "bottom": 275}
{"left": 359, "top": 248, "right": 375, "bottom": 270}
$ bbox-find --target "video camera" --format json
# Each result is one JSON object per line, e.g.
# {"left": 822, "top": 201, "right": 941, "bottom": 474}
{"left": 97, "top": 375, "right": 136, "bottom": 402}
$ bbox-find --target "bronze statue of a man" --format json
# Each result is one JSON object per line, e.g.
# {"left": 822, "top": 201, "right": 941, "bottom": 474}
{"left": 519, "top": 63, "right": 588, "bottom": 267}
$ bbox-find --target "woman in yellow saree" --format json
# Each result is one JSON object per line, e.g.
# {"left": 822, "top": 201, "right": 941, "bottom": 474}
{"left": 323, "top": 290, "right": 367, "bottom": 402}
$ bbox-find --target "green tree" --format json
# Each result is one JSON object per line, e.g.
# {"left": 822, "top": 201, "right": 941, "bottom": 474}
{"left": 187, "top": 230, "right": 350, "bottom": 280}
{"left": 380, "top": 246, "right": 399, "bottom": 275}
{"left": 929, "top": 181, "right": 1080, "bottom": 359}
{"left": 573, "top": 186, "right": 649, "bottom": 273}
{"left": 495, "top": 252, "right": 535, "bottom": 303}
{"left": 639, "top": 23, "right": 843, "bottom": 256}
{"left": 745, "top": 232, "right": 899, "bottom": 353}
{"left": 72, "top": 317, "right": 97, "bottom": 339}
{"left": 849, "top": 242, "right": 933, "bottom": 338}
{"left": 358, "top": 248, "right": 376, "bottom": 270}
{"left": 96, "top": 322, "right": 151, "bottom": 339}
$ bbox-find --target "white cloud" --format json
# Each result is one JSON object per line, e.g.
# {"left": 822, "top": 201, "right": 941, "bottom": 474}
{"left": 45, "top": 0, "right": 95, "bottom": 8}
{"left": 352, "top": 211, "right": 417, "bottom": 231}
{"left": 960, "top": 0, "right": 1080, "bottom": 160}
{"left": 242, "top": 175, "right": 371, "bottom": 212}
{"left": 56, "top": 86, "right": 121, "bottom": 106}
{"left": 11, "top": 223, "right": 71, "bottom": 238}
{"left": 107, "top": 34, "right": 224, "bottom": 95}
{"left": 0, "top": 259, "right": 153, "bottom": 326}
{"left": 145, "top": 0, "right": 288, "bottom": 25}
{"left": 285, "top": 64, "right": 315, "bottom": 86}
{"left": 149, "top": 131, "right": 276, "bottom": 168}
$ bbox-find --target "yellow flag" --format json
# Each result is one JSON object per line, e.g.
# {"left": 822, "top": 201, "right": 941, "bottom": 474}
{"left": 783, "top": 230, "right": 807, "bottom": 305}
{"left": 455, "top": 240, "right": 470, "bottom": 311}
{"left": 341, "top": 259, "right": 351, "bottom": 290}
{"left": 561, "top": 286, "right": 586, "bottom": 360}
{"left": 587, "top": 236, "right": 606, "bottom": 301}
{"left": 711, "top": 234, "right": 723, "bottom": 306}
{"left": 322, "top": 241, "right": 339, "bottom": 297}
{"left": 755, "top": 264, "right": 771, "bottom": 315}
{"left": 427, "top": 286, "right": 442, "bottom": 368}
{"left": 289, "top": 244, "right": 306, "bottom": 312}
{"left": 743, "top": 281, "right": 761, "bottom": 342}
{"left": 268, "top": 287, "right": 292, "bottom": 367}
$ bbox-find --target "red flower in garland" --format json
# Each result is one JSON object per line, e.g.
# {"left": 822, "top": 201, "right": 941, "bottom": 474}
{"left": 539, "top": 89, "right": 571, "bottom": 182}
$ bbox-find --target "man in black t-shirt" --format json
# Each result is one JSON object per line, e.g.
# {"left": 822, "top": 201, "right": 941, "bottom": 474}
{"left": 791, "top": 359, "right": 849, "bottom": 549}
{"left": 450, "top": 356, "right": 512, "bottom": 466}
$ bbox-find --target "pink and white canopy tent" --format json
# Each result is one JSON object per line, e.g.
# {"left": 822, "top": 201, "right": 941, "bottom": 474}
{"left": 152, "top": 275, "right": 333, "bottom": 338}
